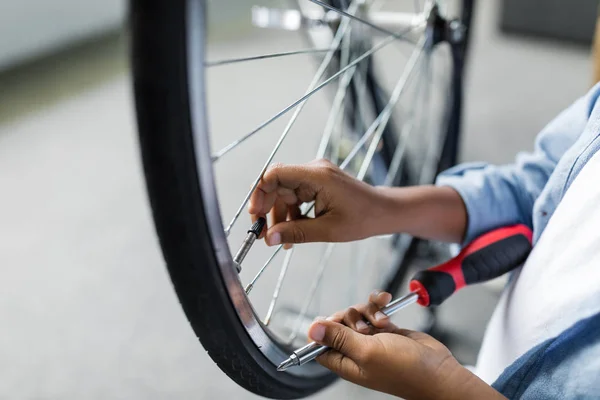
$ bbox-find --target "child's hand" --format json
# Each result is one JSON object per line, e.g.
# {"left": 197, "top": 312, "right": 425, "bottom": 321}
{"left": 248, "top": 159, "right": 386, "bottom": 247}
{"left": 308, "top": 291, "right": 506, "bottom": 400}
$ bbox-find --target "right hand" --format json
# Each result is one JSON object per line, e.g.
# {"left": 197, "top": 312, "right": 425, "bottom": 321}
{"left": 248, "top": 159, "right": 386, "bottom": 247}
{"left": 308, "top": 291, "right": 506, "bottom": 400}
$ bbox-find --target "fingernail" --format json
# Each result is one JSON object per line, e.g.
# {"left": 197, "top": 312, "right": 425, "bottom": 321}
{"left": 326, "top": 316, "right": 336, "bottom": 321}
{"left": 375, "top": 311, "right": 387, "bottom": 321}
{"left": 356, "top": 320, "right": 369, "bottom": 332}
{"left": 309, "top": 323, "right": 326, "bottom": 341}
{"left": 268, "top": 232, "right": 281, "bottom": 246}
{"left": 315, "top": 316, "right": 327, "bottom": 321}
{"left": 378, "top": 291, "right": 391, "bottom": 302}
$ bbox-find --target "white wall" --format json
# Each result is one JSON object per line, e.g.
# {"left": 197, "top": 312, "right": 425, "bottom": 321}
{"left": 0, "top": 0, "right": 126, "bottom": 70}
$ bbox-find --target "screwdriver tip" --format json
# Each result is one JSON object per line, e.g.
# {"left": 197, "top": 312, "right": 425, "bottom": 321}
{"left": 277, "top": 358, "right": 294, "bottom": 372}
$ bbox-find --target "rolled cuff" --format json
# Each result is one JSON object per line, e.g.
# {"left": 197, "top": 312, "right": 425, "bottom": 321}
{"left": 436, "top": 179, "right": 481, "bottom": 245}
{"left": 435, "top": 162, "right": 507, "bottom": 246}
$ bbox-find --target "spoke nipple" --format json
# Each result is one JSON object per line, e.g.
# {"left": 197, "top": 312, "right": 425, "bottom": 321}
{"left": 245, "top": 283, "right": 254, "bottom": 295}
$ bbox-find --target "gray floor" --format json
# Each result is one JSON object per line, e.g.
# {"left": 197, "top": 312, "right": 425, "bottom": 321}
{"left": 0, "top": 1, "right": 592, "bottom": 399}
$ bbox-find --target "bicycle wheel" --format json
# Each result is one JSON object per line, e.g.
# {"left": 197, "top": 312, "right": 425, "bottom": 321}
{"left": 130, "top": 1, "right": 472, "bottom": 398}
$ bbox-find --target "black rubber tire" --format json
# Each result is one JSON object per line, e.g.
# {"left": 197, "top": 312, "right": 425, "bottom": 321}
{"left": 130, "top": 0, "right": 473, "bottom": 398}
{"left": 130, "top": 2, "right": 336, "bottom": 398}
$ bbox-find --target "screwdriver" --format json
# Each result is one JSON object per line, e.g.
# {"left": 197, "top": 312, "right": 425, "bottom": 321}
{"left": 277, "top": 224, "right": 533, "bottom": 371}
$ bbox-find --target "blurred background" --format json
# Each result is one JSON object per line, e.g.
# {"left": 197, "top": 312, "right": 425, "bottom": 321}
{"left": 0, "top": 0, "right": 595, "bottom": 399}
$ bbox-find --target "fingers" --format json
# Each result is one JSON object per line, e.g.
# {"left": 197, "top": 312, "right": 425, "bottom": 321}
{"left": 342, "top": 308, "right": 370, "bottom": 333}
{"left": 308, "top": 320, "right": 368, "bottom": 362}
{"left": 248, "top": 163, "right": 328, "bottom": 246}
{"left": 323, "top": 291, "right": 394, "bottom": 336}
{"left": 265, "top": 215, "right": 334, "bottom": 246}
{"left": 248, "top": 163, "right": 323, "bottom": 215}
{"left": 311, "top": 318, "right": 366, "bottom": 382}
{"left": 352, "top": 290, "right": 392, "bottom": 329}
{"left": 315, "top": 349, "right": 364, "bottom": 384}
{"left": 368, "top": 290, "right": 393, "bottom": 307}
{"left": 248, "top": 160, "right": 350, "bottom": 246}
{"left": 271, "top": 198, "right": 288, "bottom": 246}
{"left": 327, "top": 306, "right": 377, "bottom": 335}
{"left": 326, "top": 311, "right": 345, "bottom": 324}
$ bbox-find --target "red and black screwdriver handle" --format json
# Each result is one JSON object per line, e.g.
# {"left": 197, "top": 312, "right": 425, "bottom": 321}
{"left": 409, "top": 224, "right": 533, "bottom": 307}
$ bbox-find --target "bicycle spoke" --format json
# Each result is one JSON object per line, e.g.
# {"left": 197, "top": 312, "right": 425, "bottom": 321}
{"left": 220, "top": 3, "right": 359, "bottom": 236}
{"left": 383, "top": 55, "right": 428, "bottom": 186}
{"left": 418, "top": 52, "right": 452, "bottom": 185}
{"left": 355, "top": 38, "right": 425, "bottom": 179}
{"left": 212, "top": 23, "right": 416, "bottom": 164}
{"left": 418, "top": 53, "right": 435, "bottom": 184}
{"left": 383, "top": 120, "right": 413, "bottom": 186}
{"left": 212, "top": 2, "right": 367, "bottom": 164}
{"left": 212, "top": 15, "right": 425, "bottom": 163}
{"left": 350, "top": 55, "right": 374, "bottom": 143}
{"left": 263, "top": 30, "right": 355, "bottom": 313}
{"left": 329, "top": 110, "right": 346, "bottom": 166}
{"left": 223, "top": 33, "right": 409, "bottom": 235}
{"left": 244, "top": 71, "right": 399, "bottom": 297}
{"left": 245, "top": 73, "right": 353, "bottom": 296}
{"left": 264, "top": 247, "right": 295, "bottom": 325}
{"left": 283, "top": 44, "right": 424, "bottom": 334}
{"left": 337, "top": 45, "right": 424, "bottom": 172}
{"left": 287, "top": 243, "right": 335, "bottom": 342}
{"left": 204, "top": 48, "right": 335, "bottom": 67}
{"left": 309, "top": 0, "right": 421, "bottom": 44}
{"left": 245, "top": 245, "right": 284, "bottom": 295}
{"left": 243, "top": 39, "right": 425, "bottom": 306}
{"left": 316, "top": 38, "right": 356, "bottom": 159}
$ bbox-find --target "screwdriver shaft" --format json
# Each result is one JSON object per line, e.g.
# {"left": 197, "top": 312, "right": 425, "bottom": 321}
{"left": 232, "top": 217, "right": 266, "bottom": 273}
{"left": 233, "top": 232, "right": 256, "bottom": 272}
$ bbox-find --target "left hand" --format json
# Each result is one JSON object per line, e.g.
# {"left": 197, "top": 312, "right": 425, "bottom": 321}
{"left": 307, "top": 291, "right": 506, "bottom": 400}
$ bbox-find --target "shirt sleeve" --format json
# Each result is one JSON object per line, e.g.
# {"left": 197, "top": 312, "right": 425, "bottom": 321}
{"left": 436, "top": 84, "right": 600, "bottom": 244}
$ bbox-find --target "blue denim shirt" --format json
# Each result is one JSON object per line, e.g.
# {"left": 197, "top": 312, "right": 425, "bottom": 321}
{"left": 437, "top": 83, "right": 600, "bottom": 245}
{"left": 436, "top": 84, "right": 600, "bottom": 396}
{"left": 492, "top": 310, "right": 600, "bottom": 399}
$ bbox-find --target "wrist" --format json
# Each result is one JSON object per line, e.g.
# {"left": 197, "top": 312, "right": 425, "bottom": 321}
{"left": 370, "top": 185, "right": 428, "bottom": 236}
{"left": 371, "top": 185, "right": 468, "bottom": 243}
{"left": 435, "top": 359, "right": 506, "bottom": 400}
{"left": 367, "top": 186, "right": 408, "bottom": 236}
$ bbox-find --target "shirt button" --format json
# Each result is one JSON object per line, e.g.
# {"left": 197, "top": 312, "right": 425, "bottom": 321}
{"left": 541, "top": 211, "right": 548, "bottom": 217}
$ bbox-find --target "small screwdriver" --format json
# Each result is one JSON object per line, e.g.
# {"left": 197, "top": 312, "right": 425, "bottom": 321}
{"left": 277, "top": 224, "right": 533, "bottom": 371}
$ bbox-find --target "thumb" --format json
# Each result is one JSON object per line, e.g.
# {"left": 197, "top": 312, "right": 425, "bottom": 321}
{"left": 307, "top": 320, "right": 367, "bottom": 381}
{"left": 266, "top": 217, "right": 333, "bottom": 246}
{"left": 308, "top": 320, "right": 367, "bottom": 360}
